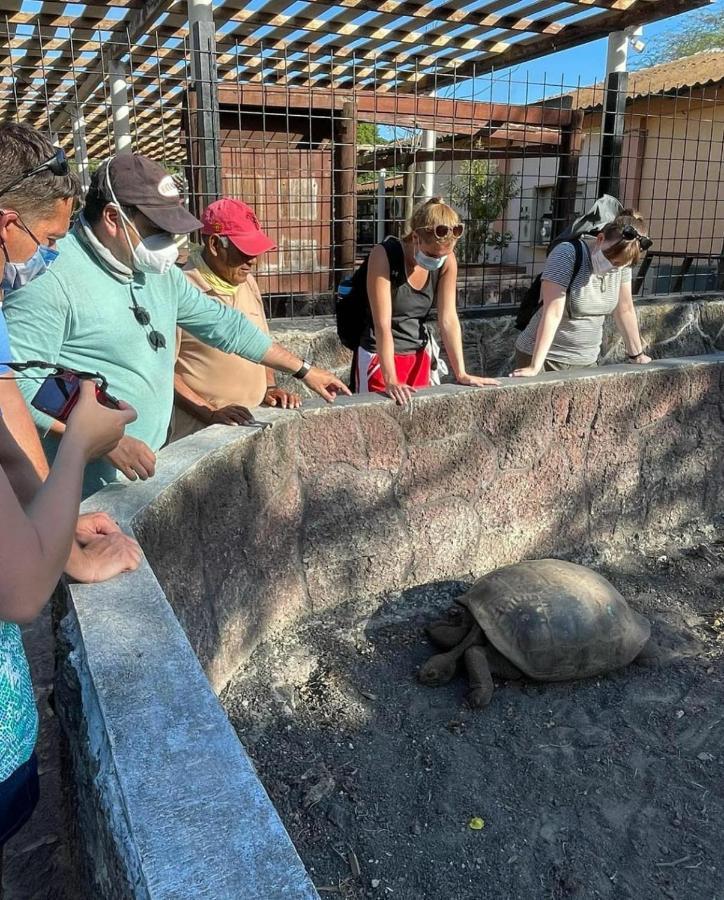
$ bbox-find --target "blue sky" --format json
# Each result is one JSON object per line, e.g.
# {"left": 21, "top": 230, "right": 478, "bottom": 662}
{"left": 437, "top": 0, "right": 721, "bottom": 103}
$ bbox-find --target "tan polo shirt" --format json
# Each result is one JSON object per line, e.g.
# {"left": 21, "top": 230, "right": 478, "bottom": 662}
{"left": 172, "top": 263, "right": 270, "bottom": 441}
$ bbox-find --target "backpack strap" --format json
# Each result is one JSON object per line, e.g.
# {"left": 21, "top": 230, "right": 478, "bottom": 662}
{"left": 563, "top": 239, "right": 584, "bottom": 320}
{"left": 381, "top": 236, "right": 407, "bottom": 290}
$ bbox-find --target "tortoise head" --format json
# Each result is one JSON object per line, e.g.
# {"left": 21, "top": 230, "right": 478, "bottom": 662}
{"left": 418, "top": 652, "right": 458, "bottom": 686}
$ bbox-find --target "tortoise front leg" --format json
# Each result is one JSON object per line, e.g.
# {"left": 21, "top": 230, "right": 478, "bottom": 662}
{"left": 418, "top": 624, "right": 483, "bottom": 686}
{"left": 485, "top": 645, "right": 523, "bottom": 681}
{"left": 465, "top": 645, "right": 495, "bottom": 709}
{"left": 426, "top": 619, "right": 476, "bottom": 651}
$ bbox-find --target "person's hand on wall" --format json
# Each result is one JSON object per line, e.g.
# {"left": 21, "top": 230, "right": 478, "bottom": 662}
{"left": 65, "top": 531, "right": 142, "bottom": 583}
{"left": 456, "top": 373, "right": 501, "bottom": 388}
{"left": 628, "top": 351, "right": 652, "bottom": 365}
{"left": 104, "top": 435, "right": 156, "bottom": 482}
{"left": 262, "top": 387, "right": 302, "bottom": 410}
{"left": 204, "top": 404, "right": 254, "bottom": 426}
{"left": 75, "top": 511, "right": 122, "bottom": 544}
{"left": 385, "top": 381, "right": 416, "bottom": 406}
{"left": 509, "top": 365, "right": 542, "bottom": 378}
{"left": 66, "top": 510, "right": 142, "bottom": 583}
{"left": 302, "top": 367, "right": 352, "bottom": 403}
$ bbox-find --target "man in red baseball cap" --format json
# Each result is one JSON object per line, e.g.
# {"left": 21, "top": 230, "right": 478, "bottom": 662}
{"left": 172, "top": 199, "right": 301, "bottom": 440}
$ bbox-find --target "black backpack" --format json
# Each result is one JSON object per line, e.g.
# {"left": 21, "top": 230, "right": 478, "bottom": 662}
{"left": 514, "top": 239, "right": 583, "bottom": 331}
{"left": 335, "top": 236, "right": 406, "bottom": 351}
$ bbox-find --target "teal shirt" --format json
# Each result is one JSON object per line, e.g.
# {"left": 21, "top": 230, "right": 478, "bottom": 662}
{"left": 0, "top": 621, "right": 37, "bottom": 781}
{"left": 4, "top": 228, "right": 273, "bottom": 496}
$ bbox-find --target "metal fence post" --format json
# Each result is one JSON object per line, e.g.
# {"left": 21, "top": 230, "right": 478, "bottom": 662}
{"left": 188, "top": 0, "right": 222, "bottom": 212}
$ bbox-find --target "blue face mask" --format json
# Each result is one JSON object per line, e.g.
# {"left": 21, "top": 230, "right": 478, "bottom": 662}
{"left": 1, "top": 243, "right": 59, "bottom": 294}
{"left": 415, "top": 247, "right": 447, "bottom": 271}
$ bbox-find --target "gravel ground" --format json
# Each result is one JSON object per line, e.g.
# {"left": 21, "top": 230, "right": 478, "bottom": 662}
{"left": 223, "top": 529, "right": 724, "bottom": 900}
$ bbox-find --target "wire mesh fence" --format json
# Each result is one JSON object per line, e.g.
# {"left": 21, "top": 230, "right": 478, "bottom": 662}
{"left": 1, "top": 13, "right": 722, "bottom": 318}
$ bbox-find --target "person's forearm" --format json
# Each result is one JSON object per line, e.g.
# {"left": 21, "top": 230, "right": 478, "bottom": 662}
{"left": 0, "top": 377, "right": 50, "bottom": 481}
{"left": 260, "top": 342, "right": 306, "bottom": 375}
{"left": 530, "top": 300, "right": 565, "bottom": 370}
{"left": 438, "top": 315, "right": 466, "bottom": 379}
{"left": 613, "top": 305, "right": 645, "bottom": 355}
{"left": 0, "top": 439, "right": 86, "bottom": 623}
{"left": 173, "top": 375, "right": 215, "bottom": 424}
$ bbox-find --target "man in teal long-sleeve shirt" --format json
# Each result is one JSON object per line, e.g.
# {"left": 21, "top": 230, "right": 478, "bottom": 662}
{"left": 4, "top": 154, "right": 349, "bottom": 496}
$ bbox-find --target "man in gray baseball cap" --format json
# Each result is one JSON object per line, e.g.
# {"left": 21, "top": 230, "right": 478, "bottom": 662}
{"left": 4, "top": 153, "right": 350, "bottom": 497}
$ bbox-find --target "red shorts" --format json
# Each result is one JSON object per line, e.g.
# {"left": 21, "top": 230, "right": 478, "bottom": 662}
{"left": 356, "top": 346, "right": 431, "bottom": 394}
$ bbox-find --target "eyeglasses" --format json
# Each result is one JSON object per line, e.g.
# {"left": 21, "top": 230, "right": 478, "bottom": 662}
{"left": 129, "top": 288, "right": 167, "bottom": 351}
{"left": 620, "top": 224, "right": 653, "bottom": 251}
{"left": 0, "top": 148, "right": 69, "bottom": 199}
{"left": 419, "top": 224, "right": 464, "bottom": 241}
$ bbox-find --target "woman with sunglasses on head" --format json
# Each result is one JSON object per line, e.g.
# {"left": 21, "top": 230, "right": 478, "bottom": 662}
{"left": 358, "top": 197, "right": 499, "bottom": 405}
{"left": 512, "top": 210, "right": 652, "bottom": 377}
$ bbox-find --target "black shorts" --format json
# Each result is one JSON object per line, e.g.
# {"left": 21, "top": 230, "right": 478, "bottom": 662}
{"left": 0, "top": 753, "right": 39, "bottom": 847}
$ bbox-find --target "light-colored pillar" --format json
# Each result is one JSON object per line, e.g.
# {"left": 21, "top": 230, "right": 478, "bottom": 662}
{"left": 421, "top": 129, "right": 436, "bottom": 199}
{"left": 109, "top": 60, "right": 132, "bottom": 154}
{"left": 605, "top": 29, "right": 629, "bottom": 75}
{"left": 70, "top": 104, "right": 91, "bottom": 193}
{"left": 376, "top": 167, "right": 387, "bottom": 242}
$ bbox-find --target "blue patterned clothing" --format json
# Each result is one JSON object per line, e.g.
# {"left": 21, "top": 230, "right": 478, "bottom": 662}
{"left": 0, "top": 621, "right": 38, "bottom": 782}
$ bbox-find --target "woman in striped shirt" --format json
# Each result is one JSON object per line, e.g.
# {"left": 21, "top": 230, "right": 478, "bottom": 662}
{"left": 512, "top": 211, "right": 652, "bottom": 376}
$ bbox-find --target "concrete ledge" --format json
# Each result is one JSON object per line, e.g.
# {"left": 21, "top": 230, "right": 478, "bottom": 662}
{"left": 268, "top": 296, "right": 724, "bottom": 387}
{"left": 57, "top": 355, "right": 724, "bottom": 898}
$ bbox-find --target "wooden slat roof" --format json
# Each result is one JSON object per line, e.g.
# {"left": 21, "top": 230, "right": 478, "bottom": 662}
{"left": 0, "top": 0, "right": 712, "bottom": 165}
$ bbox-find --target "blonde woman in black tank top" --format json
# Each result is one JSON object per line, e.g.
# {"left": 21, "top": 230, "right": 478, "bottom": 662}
{"left": 359, "top": 198, "right": 499, "bottom": 405}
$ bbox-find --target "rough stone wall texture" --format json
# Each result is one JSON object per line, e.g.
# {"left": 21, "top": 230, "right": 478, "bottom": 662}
{"left": 269, "top": 297, "right": 724, "bottom": 389}
{"left": 58, "top": 357, "right": 723, "bottom": 899}
{"left": 135, "top": 358, "right": 724, "bottom": 695}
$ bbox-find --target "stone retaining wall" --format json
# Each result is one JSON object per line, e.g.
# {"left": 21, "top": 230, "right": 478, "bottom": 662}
{"left": 269, "top": 296, "right": 724, "bottom": 390}
{"left": 57, "top": 356, "right": 724, "bottom": 898}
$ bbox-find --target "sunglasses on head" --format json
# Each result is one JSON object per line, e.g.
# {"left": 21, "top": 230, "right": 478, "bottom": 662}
{"left": 130, "top": 288, "right": 167, "bottom": 352}
{"left": 419, "top": 223, "right": 464, "bottom": 241}
{"left": 0, "top": 148, "right": 68, "bottom": 199}
{"left": 619, "top": 224, "right": 653, "bottom": 251}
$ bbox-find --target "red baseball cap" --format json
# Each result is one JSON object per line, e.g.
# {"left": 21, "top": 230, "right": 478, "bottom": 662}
{"left": 200, "top": 199, "right": 276, "bottom": 257}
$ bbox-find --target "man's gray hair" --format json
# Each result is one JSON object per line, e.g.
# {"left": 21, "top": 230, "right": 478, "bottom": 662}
{"left": 0, "top": 123, "right": 79, "bottom": 222}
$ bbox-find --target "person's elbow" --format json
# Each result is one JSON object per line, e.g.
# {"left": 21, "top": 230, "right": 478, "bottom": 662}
{"left": 0, "top": 586, "right": 44, "bottom": 625}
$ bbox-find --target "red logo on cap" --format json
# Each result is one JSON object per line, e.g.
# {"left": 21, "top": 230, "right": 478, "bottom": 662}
{"left": 212, "top": 221, "right": 223, "bottom": 233}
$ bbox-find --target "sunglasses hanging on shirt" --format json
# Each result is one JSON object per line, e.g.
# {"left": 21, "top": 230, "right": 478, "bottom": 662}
{"left": 129, "top": 287, "right": 167, "bottom": 351}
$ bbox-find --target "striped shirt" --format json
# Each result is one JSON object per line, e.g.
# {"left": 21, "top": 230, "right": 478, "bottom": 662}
{"left": 516, "top": 238, "right": 632, "bottom": 367}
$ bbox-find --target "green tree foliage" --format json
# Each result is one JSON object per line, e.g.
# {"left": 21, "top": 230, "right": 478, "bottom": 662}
{"left": 448, "top": 160, "right": 518, "bottom": 264}
{"left": 357, "top": 122, "right": 389, "bottom": 146}
{"left": 634, "top": 4, "right": 724, "bottom": 67}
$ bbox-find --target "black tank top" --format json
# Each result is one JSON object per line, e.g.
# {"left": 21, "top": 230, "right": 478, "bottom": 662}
{"left": 360, "top": 237, "right": 441, "bottom": 354}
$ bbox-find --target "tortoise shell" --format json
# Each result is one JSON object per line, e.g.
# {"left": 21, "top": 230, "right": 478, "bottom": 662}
{"left": 458, "top": 559, "right": 651, "bottom": 682}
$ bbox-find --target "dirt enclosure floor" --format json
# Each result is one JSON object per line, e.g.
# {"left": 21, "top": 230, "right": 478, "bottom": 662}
{"left": 223, "top": 529, "right": 724, "bottom": 900}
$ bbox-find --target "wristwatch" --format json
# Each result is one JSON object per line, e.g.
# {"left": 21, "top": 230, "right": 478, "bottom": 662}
{"left": 292, "top": 357, "right": 313, "bottom": 380}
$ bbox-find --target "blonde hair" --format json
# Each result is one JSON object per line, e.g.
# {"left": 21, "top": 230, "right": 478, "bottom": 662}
{"left": 402, "top": 197, "right": 460, "bottom": 241}
{"left": 602, "top": 208, "right": 649, "bottom": 268}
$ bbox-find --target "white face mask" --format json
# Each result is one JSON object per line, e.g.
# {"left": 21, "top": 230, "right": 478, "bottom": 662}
{"left": 103, "top": 158, "right": 179, "bottom": 275}
{"left": 122, "top": 217, "right": 179, "bottom": 275}
{"left": 590, "top": 245, "right": 615, "bottom": 275}
{"left": 415, "top": 247, "right": 447, "bottom": 271}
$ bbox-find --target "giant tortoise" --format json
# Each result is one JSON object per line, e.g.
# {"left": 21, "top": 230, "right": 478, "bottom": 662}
{"left": 418, "top": 559, "right": 652, "bottom": 708}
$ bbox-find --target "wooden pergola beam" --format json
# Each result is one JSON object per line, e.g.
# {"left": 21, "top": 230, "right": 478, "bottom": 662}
{"left": 413, "top": 0, "right": 713, "bottom": 92}
{"left": 217, "top": 85, "right": 574, "bottom": 127}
